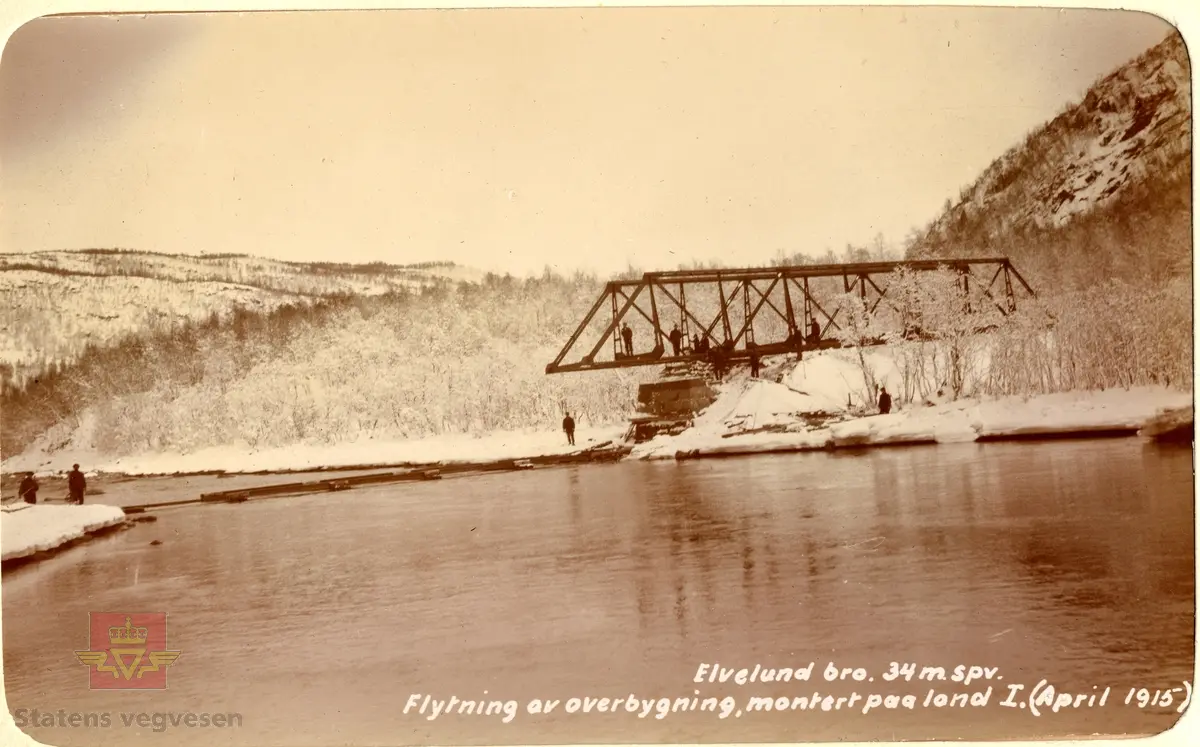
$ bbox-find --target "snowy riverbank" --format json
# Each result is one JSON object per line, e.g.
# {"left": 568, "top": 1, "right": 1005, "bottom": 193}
{"left": 633, "top": 384, "right": 1191, "bottom": 460}
{"left": 1, "top": 503, "right": 128, "bottom": 563}
{"left": 630, "top": 349, "right": 1191, "bottom": 460}
{"left": 2, "top": 425, "right": 630, "bottom": 477}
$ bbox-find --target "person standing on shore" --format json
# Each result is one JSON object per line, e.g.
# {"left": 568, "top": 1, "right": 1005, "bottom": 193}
{"left": 18, "top": 473, "right": 39, "bottom": 504}
{"left": 67, "top": 464, "right": 87, "bottom": 504}
{"left": 562, "top": 413, "right": 576, "bottom": 446}
{"left": 878, "top": 387, "right": 892, "bottom": 415}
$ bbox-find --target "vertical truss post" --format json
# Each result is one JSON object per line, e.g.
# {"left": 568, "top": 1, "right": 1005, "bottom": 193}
{"left": 782, "top": 273, "right": 797, "bottom": 343}
{"left": 803, "top": 277, "right": 813, "bottom": 333}
{"left": 718, "top": 279, "right": 733, "bottom": 343}
{"left": 1003, "top": 264, "right": 1016, "bottom": 313}
{"left": 679, "top": 282, "right": 691, "bottom": 351}
{"left": 649, "top": 282, "right": 663, "bottom": 352}
{"left": 739, "top": 281, "right": 748, "bottom": 348}
{"left": 610, "top": 290, "right": 621, "bottom": 359}
{"left": 806, "top": 276, "right": 816, "bottom": 338}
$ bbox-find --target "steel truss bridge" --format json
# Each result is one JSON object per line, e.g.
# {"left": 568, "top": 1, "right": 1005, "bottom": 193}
{"left": 545, "top": 257, "right": 1036, "bottom": 374}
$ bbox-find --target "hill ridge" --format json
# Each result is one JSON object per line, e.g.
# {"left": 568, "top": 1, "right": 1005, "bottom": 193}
{"left": 907, "top": 29, "right": 1191, "bottom": 283}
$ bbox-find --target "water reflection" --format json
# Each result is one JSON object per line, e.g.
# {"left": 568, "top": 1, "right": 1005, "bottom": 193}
{"left": 2, "top": 439, "right": 1193, "bottom": 747}
{"left": 567, "top": 467, "right": 582, "bottom": 527}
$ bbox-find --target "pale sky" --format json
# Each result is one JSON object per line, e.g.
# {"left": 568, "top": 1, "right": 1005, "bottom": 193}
{"left": 0, "top": 6, "right": 1180, "bottom": 276}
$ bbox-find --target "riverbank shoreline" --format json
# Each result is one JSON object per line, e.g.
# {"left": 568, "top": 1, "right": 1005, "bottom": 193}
{"left": 2, "top": 396, "right": 1190, "bottom": 489}
{"left": 0, "top": 503, "right": 135, "bottom": 569}
{"left": 667, "top": 420, "right": 1179, "bottom": 462}
{"left": 630, "top": 376, "right": 1193, "bottom": 461}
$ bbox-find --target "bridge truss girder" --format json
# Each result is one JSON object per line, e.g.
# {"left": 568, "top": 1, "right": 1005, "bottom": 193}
{"left": 545, "top": 258, "right": 1036, "bottom": 375}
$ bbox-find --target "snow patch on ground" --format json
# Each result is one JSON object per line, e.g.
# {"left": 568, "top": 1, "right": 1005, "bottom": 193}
{"left": 783, "top": 351, "right": 899, "bottom": 408}
{"left": 1, "top": 503, "right": 127, "bottom": 562}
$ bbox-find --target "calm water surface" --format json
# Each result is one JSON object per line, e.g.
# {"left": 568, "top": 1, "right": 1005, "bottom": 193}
{"left": 3, "top": 439, "right": 1194, "bottom": 745}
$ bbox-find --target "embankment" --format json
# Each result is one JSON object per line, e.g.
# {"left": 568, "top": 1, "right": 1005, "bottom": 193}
{"left": 1, "top": 503, "right": 133, "bottom": 569}
{"left": 631, "top": 350, "right": 1191, "bottom": 460}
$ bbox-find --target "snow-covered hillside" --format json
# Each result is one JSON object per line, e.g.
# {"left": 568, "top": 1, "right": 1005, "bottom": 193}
{"left": 0, "top": 250, "right": 483, "bottom": 381}
{"left": 0, "top": 270, "right": 309, "bottom": 368}
{"left": 908, "top": 30, "right": 1190, "bottom": 282}
{"left": 0, "top": 250, "right": 485, "bottom": 295}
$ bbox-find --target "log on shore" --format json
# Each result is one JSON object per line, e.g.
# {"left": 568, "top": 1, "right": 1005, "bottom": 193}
{"left": 1138, "top": 406, "right": 1194, "bottom": 444}
{"left": 975, "top": 424, "right": 1139, "bottom": 442}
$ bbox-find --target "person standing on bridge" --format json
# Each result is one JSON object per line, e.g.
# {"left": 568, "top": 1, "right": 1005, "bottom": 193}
{"left": 562, "top": 413, "right": 576, "bottom": 446}
{"left": 621, "top": 323, "right": 634, "bottom": 356}
{"left": 749, "top": 343, "right": 761, "bottom": 378}
{"left": 809, "top": 318, "right": 821, "bottom": 344}
{"left": 669, "top": 324, "right": 683, "bottom": 356}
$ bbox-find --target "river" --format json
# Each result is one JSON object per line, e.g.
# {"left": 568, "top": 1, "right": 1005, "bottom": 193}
{"left": 3, "top": 438, "right": 1194, "bottom": 745}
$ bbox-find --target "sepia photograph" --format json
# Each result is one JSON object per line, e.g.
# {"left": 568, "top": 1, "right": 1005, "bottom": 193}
{"left": 0, "top": 2, "right": 1194, "bottom": 746}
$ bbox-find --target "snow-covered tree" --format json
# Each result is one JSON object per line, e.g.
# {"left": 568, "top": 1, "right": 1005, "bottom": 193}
{"left": 829, "top": 291, "right": 887, "bottom": 408}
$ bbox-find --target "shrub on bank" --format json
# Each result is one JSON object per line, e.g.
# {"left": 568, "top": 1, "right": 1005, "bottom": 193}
{"left": 825, "top": 269, "right": 1190, "bottom": 406}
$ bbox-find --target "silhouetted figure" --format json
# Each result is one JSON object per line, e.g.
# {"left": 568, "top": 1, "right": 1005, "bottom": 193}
{"left": 878, "top": 387, "right": 892, "bottom": 415}
{"left": 19, "top": 473, "right": 38, "bottom": 504}
{"left": 710, "top": 346, "right": 727, "bottom": 381}
{"left": 562, "top": 413, "right": 576, "bottom": 446}
{"left": 749, "top": 345, "right": 761, "bottom": 378}
{"left": 621, "top": 323, "right": 634, "bottom": 356}
{"left": 698, "top": 335, "right": 710, "bottom": 353}
{"left": 68, "top": 464, "right": 86, "bottom": 504}
{"left": 669, "top": 325, "right": 682, "bottom": 356}
{"left": 809, "top": 318, "right": 821, "bottom": 344}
